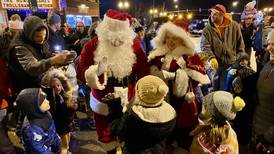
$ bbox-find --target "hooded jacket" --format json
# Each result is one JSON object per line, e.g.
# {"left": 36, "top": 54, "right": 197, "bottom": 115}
{"left": 201, "top": 16, "right": 245, "bottom": 65}
{"left": 8, "top": 16, "right": 52, "bottom": 93}
{"left": 16, "top": 88, "right": 60, "bottom": 154}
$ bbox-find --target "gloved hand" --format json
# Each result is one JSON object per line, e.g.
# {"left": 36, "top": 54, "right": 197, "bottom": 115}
{"left": 209, "top": 58, "right": 218, "bottom": 70}
{"left": 162, "top": 70, "right": 175, "bottom": 80}
{"left": 97, "top": 57, "right": 108, "bottom": 76}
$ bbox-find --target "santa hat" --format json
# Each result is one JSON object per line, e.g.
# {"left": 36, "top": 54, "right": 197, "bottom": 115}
{"left": 132, "top": 75, "right": 176, "bottom": 123}
{"left": 150, "top": 20, "right": 195, "bottom": 58}
{"left": 203, "top": 91, "right": 245, "bottom": 121}
{"left": 96, "top": 9, "right": 135, "bottom": 41}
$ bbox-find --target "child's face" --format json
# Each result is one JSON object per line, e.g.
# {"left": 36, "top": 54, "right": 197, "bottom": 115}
{"left": 240, "top": 59, "right": 249, "bottom": 66}
{"left": 40, "top": 92, "right": 50, "bottom": 112}
{"left": 51, "top": 78, "right": 63, "bottom": 95}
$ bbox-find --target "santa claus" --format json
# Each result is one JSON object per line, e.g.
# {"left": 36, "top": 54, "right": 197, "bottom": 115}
{"left": 77, "top": 9, "right": 148, "bottom": 143}
{"left": 148, "top": 19, "right": 210, "bottom": 150}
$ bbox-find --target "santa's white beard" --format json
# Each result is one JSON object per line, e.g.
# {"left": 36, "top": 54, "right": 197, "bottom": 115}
{"left": 94, "top": 40, "right": 136, "bottom": 80}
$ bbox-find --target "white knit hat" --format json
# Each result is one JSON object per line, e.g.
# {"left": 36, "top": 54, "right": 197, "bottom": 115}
{"left": 203, "top": 91, "right": 245, "bottom": 120}
{"left": 136, "top": 75, "right": 169, "bottom": 107}
{"left": 9, "top": 20, "right": 23, "bottom": 30}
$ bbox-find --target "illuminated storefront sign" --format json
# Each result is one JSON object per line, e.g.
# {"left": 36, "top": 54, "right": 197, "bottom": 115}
{"left": 1, "top": 0, "right": 53, "bottom": 9}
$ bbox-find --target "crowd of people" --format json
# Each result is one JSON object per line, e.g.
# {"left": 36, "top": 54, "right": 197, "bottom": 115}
{"left": 0, "top": 1, "right": 273, "bottom": 154}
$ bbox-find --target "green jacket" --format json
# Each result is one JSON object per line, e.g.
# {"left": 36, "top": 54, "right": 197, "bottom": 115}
{"left": 201, "top": 18, "right": 245, "bottom": 65}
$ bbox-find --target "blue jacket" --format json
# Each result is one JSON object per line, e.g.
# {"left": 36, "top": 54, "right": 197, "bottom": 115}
{"left": 22, "top": 122, "right": 61, "bottom": 154}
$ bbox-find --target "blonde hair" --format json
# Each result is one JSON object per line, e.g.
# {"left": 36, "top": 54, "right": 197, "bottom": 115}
{"left": 191, "top": 118, "right": 230, "bottom": 145}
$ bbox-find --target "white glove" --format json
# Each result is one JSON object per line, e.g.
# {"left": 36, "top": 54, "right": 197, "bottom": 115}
{"left": 97, "top": 57, "right": 108, "bottom": 75}
{"left": 162, "top": 70, "right": 176, "bottom": 80}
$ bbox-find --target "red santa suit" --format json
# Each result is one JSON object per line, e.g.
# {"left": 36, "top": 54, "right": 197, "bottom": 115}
{"left": 148, "top": 20, "right": 210, "bottom": 149}
{"left": 77, "top": 10, "right": 148, "bottom": 143}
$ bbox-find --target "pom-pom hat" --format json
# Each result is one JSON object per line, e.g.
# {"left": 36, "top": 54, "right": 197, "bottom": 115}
{"left": 203, "top": 91, "right": 245, "bottom": 121}
{"left": 136, "top": 75, "right": 169, "bottom": 107}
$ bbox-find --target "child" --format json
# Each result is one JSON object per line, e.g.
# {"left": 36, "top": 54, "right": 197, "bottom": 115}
{"left": 16, "top": 88, "right": 61, "bottom": 154}
{"left": 225, "top": 52, "right": 257, "bottom": 151}
{"left": 104, "top": 75, "right": 176, "bottom": 154}
{"left": 42, "top": 69, "right": 78, "bottom": 154}
{"left": 190, "top": 91, "right": 245, "bottom": 154}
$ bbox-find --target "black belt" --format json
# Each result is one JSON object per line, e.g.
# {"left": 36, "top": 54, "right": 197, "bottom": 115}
{"left": 107, "top": 73, "right": 136, "bottom": 87}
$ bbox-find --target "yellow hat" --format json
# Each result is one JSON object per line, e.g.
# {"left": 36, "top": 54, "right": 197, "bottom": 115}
{"left": 136, "top": 75, "right": 168, "bottom": 107}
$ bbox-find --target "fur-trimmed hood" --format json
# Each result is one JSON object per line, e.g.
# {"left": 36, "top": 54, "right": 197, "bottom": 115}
{"left": 151, "top": 22, "right": 195, "bottom": 59}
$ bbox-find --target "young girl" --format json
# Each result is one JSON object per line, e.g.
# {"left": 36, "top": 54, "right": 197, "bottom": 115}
{"left": 42, "top": 69, "right": 78, "bottom": 154}
{"left": 16, "top": 88, "right": 61, "bottom": 153}
{"left": 190, "top": 91, "right": 245, "bottom": 154}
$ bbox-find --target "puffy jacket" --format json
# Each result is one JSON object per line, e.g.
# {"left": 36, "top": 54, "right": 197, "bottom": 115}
{"left": 22, "top": 122, "right": 61, "bottom": 154}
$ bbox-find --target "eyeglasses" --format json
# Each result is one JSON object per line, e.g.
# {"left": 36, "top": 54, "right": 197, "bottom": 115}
{"left": 77, "top": 26, "right": 84, "bottom": 28}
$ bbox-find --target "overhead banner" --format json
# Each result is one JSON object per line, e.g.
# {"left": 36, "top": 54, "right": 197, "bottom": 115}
{"left": 1, "top": 0, "right": 53, "bottom": 9}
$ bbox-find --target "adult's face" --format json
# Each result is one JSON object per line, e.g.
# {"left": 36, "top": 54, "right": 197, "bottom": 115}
{"left": 164, "top": 32, "right": 183, "bottom": 51}
{"left": 267, "top": 39, "right": 274, "bottom": 60}
{"left": 211, "top": 11, "right": 224, "bottom": 25}
{"left": 138, "top": 31, "right": 145, "bottom": 39}
{"left": 54, "top": 22, "right": 62, "bottom": 31}
{"left": 76, "top": 23, "right": 85, "bottom": 34}
{"left": 33, "top": 28, "right": 47, "bottom": 44}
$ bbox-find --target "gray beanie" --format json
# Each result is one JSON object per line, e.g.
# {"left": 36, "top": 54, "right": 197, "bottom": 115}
{"left": 47, "top": 13, "right": 61, "bottom": 25}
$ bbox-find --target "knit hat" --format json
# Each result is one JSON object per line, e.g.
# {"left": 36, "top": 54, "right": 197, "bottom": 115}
{"left": 267, "top": 29, "right": 274, "bottom": 42}
{"left": 209, "top": 4, "right": 226, "bottom": 14}
{"left": 47, "top": 13, "right": 61, "bottom": 25}
{"left": 203, "top": 91, "right": 245, "bottom": 120}
{"left": 9, "top": 20, "right": 23, "bottom": 30}
{"left": 136, "top": 75, "right": 169, "bottom": 107}
{"left": 241, "top": 1, "right": 257, "bottom": 20}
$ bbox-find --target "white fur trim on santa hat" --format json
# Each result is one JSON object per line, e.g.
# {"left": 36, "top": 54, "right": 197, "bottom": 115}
{"left": 95, "top": 15, "right": 136, "bottom": 43}
{"left": 173, "top": 69, "right": 189, "bottom": 97}
{"left": 84, "top": 64, "right": 107, "bottom": 90}
{"left": 185, "top": 68, "right": 210, "bottom": 85}
{"left": 103, "top": 14, "right": 130, "bottom": 31}
{"left": 90, "top": 94, "right": 109, "bottom": 116}
{"left": 153, "top": 22, "right": 195, "bottom": 56}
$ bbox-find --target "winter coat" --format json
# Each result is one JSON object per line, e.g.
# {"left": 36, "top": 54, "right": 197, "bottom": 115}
{"left": 241, "top": 23, "right": 254, "bottom": 49}
{"left": 190, "top": 124, "right": 239, "bottom": 154}
{"left": 16, "top": 88, "right": 61, "bottom": 154}
{"left": 67, "top": 30, "right": 88, "bottom": 55}
{"left": 22, "top": 122, "right": 61, "bottom": 154}
{"left": 108, "top": 98, "right": 176, "bottom": 154}
{"left": 253, "top": 61, "right": 274, "bottom": 146}
{"left": 8, "top": 16, "right": 52, "bottom": 93}
{"left": 201, "top": 17, "right": 245, "bottom": 66}
{"left": 47, "top": 27, "right": 66, "bottom": 53}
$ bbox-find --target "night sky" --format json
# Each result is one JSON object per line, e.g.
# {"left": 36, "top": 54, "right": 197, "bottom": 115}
{"left": 100, "top": 0, "right": 274, "bottom": 18}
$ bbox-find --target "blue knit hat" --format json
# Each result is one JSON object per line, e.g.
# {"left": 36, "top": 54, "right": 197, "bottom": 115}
{"left": 47, "top": 13, "right": 61, "bottom": 25}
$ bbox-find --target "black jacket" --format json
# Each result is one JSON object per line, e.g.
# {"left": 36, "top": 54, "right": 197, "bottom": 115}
{"left": 108, "top": 99, "right": 176, "bottom": 154}
{"left": 8, "top": 16, "right": 52, "bottom": 93}
{"left": 47, "top": 27, "right": 66, "bottom": 53}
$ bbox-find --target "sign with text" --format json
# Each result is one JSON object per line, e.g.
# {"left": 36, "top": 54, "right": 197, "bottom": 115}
{"left": 1, "top": 0, "right": 53, "bottom": 9}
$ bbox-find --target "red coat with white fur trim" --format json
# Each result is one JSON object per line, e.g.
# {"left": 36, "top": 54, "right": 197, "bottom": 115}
{"left": 149, "top": 54, "right": 210, "bottom": 128}
{"left": 77, "top": 37, "right": 148, "bottom": 116}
